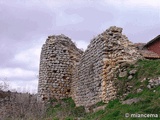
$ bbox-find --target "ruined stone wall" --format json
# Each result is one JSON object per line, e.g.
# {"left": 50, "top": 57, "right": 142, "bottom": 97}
{"left": 38, "top": 34, "right": 83, "bottom": 101}
{"left": 38, "top": 26, "right": 142, "bottom": 107}
{"left": 71, "top": 35, "right": 107, "bottom": 106}
{"left": 72, "top": 26, "right": 142, "bottom": 107}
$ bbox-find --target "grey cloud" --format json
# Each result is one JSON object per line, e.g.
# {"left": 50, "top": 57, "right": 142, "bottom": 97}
{"left": 64, "top": 7, "right": 114, "bottom": 31}
{"left": 118, "top": 7, "right": 160, "bottom": 43}
{"left": 8, "top": 76, "right": 38, "bottom": 82}
{"left": 53, "top": 29, "right": 96, "bottom": 41}
{"left": 0, "top": 4, "right": 54, "bottom": 41}
{"left": 0, "top": 2, "right": 55, "bottom": 68}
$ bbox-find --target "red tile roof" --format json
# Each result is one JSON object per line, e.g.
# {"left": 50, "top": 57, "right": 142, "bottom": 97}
{"left": 139, "top": 50, "right": 160, "bottom": 59}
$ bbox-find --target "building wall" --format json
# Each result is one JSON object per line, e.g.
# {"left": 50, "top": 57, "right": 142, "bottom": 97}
{"left": 147, "top": 38, "right": 160, "bottom": 55}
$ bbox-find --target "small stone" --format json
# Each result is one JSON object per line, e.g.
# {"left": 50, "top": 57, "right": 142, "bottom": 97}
{"left": 128, "top": 75, "right": 133, "bottom": 80}
{"left": 93, "top": 105, "right": 106, "bottom": 112}
{"left": 122, "top": 98, "right": 140, "bottom": 105}
{"left": 141, "top": 78, "right": 146, "bottom": 82}
{"left": 129, "top": 69, "right": 137, "bottom": 75}
{"left": 128, "top": 86, "right": 133, "bottom": 88}
{"left": 119, "top": 71, "right": 127, "bottom": 77}
{"left": 149, "top": 79, "right": 153, "bottom": 83}
{"left": 137, "top": 88, "right": 143, "bottom": 93}
{"left": 140, "top": 85, "right": 144, "bottom": 87}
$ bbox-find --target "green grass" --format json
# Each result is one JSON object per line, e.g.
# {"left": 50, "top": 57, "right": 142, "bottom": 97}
{"left": 85, "top": 85, "right": 160, "bottom": 120}
{"left": 46, "top": 97, "right": 86, "bottom": 119}
{"left": 136, "top": 59, "right": 160, "bottom": 79}
{"left": 115, "top": 59, "right": 160, "bottom": 96}
{"left": 45, "top": 60, "right": 160, "bottom": 120}
{"left": 95, "top": 101, "right": 106, "bottom": 107}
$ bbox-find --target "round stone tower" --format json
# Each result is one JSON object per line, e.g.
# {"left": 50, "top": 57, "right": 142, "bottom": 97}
{"left": 38, "top": 34, "right": 83, "bottom": 101}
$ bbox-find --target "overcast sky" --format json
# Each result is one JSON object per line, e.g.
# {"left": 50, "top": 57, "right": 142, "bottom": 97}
{"left": 0, "top": 0, "right": 160, "bottom": 93}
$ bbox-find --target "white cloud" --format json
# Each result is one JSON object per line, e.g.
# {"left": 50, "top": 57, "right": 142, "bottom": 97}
{"left": 74, "top": 40, "right": 89, "bottom": 50}
{"left": 126, "top": 0, "right": 160, "bottom": 8}
{"left": 0, "top": 67, "right": 36, "bottom": 78}
{"left": 103, "top": 0, "right": 160, "bottom": 8}
{"left": 13, "top": 45, "right": 41, "bottom": 69}
{"left": 41, "top": 0, "right": 94, "bottom": 9}
{"left": 0, "top": 79, "right": 38, "bottom": 93}
{"left": 0, "top": 67, "right": 38, "bottom": 93}
{"left": 55, "top": 12, "right": 84, "bottom": 26}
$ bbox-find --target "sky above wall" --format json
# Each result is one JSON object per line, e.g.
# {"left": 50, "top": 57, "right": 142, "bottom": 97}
{"left": 0, "top": 0, "right": 160, "bottom": 93}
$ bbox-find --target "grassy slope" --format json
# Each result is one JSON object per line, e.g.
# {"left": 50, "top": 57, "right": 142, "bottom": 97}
{"left": 46, "top": 59, "right": 160, "bottom": 120}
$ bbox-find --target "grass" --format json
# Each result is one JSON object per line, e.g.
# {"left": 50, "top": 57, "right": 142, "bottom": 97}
{"left": 115, "top": 59, "right": 160, "bottom": 96}
{"left": 84, "top": 85, "right": 160, "bottom": 120}
{"left": 45, "top": 59, "right": 160, "bottom": 120}
{"left": 46, "top": 97, "right": 86, "bottom": 119}
{"left": 136, "top": 59, "right": 160, "bottom": 79}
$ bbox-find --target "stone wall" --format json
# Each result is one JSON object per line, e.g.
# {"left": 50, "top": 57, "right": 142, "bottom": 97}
{"left": 38, "top": 34, "right": 83, "bottom": 101}
{"left": 38, "top": 26, "right": 142, "bottom": 107}
{"left": 71, "top": 26, "right": 142, "bottom": 107}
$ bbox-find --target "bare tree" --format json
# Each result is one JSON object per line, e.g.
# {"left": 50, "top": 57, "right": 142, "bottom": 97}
{"left": 0, "top": 79, "right": 46, "bottom": 120}
{"left": 0, "top": 80, "right": 9, "bottom": 91}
